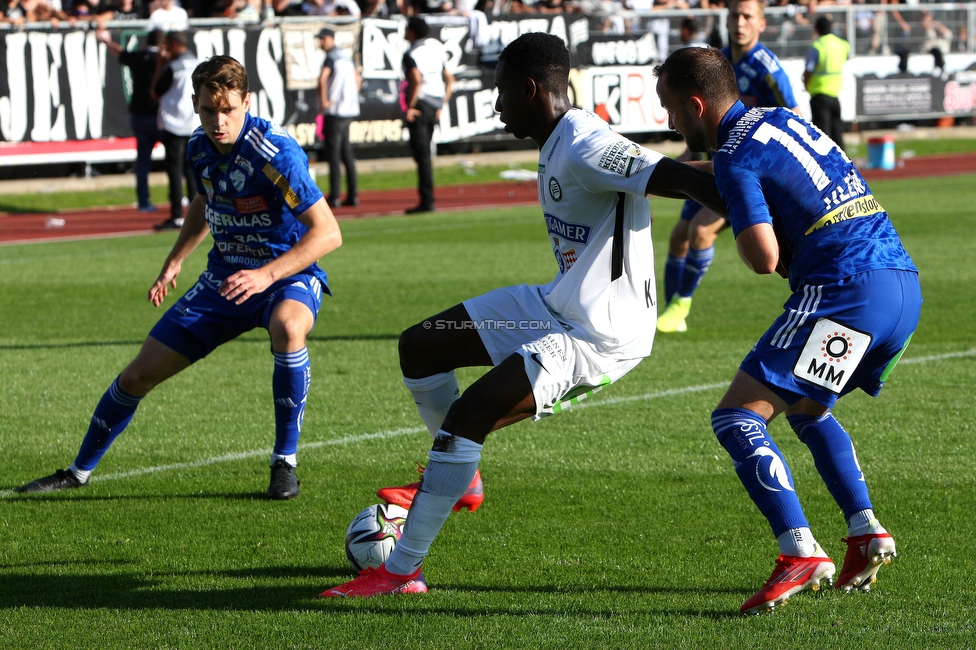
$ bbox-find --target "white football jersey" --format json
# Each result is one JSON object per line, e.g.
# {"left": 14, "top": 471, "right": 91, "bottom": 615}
{"left": 537, "top": 109, "right": 663, "bottom": 359}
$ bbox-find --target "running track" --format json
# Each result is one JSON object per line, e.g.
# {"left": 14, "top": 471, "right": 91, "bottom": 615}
{"left": 2, "top": 152, "right": 975, "bottom": 245}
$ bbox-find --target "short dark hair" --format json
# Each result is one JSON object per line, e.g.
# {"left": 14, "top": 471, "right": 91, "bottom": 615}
{"left": 406, "top": 16, "right": 429, "bottom": 40}
{"left": 654, "top": 47, "right": 739, "bottom": 107}
{"left": 165, "top": 30, "right": 188, "bottom": 47}
{"left": 680, "top": 16, "right": 699, "bottom": 35}
{"left": 815, "top": 16, "right": 832, "bottom": 36}
{"left": 497, "top": 32, "right": 570, "bottom": 93}
{"left": 147, "top": 29, "right": 165, "bottom": 47}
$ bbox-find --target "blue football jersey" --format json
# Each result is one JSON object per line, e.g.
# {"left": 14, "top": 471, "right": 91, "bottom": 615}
{"left": 186, "top": 112, "right": 329, "bottom": 291}
{"left": 722, "top": 43, "right": 797, "bottom": 109}
{"left": 713, "top": 102, "right": 917, "bottom": 290}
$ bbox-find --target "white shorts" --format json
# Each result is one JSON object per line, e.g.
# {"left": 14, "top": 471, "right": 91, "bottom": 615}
{"left": 463, "top": 284, "right": 644, "bottom": 420}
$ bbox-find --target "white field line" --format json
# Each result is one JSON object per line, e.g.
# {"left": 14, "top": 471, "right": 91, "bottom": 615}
{"left": 3, "top": 348, "right": 973, "bottom": 496}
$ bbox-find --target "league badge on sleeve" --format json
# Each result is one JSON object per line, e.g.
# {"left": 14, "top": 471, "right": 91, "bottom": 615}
{"left": 793, "top": 318, "right": 871, "bottom": 393}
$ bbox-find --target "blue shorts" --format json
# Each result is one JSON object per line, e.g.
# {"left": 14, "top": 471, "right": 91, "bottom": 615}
{"left": 740, "top": 269, "right": 921, "bottom": 408}
{"left": 149, "top": 268, "right": 325, "bottom": 362}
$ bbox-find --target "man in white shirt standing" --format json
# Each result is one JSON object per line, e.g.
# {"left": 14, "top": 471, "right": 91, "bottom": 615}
{"left": 401, "top": 16, "right": 454, "bottom": 214}
{"left": 317, "top": 28, "right": 361, "bottom": 208}
{"left": 152, "top": 30, "right": 200, "bottom": 230}
{"left": 147, "top": 0, "right": 188, "bottom": 32}
{"left": 319, "top": 31, "right": 727, "bottom": 599}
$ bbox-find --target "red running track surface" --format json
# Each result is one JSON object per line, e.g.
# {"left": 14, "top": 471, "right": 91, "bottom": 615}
{"left": 2, "top": 152, "right": 975, "bottom": 245}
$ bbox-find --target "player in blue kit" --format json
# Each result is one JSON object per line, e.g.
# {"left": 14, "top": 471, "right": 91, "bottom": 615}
{"left": 654, "top": 47, "right": 920, "bottom": 614}
{"left": 16, "top": 55, "right": 342, "bottom": 500}
{"left": 659, "top": 0, "right": 799, "bottom": 334}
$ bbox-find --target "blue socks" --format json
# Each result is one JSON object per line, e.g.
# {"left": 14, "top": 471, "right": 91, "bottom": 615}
{"left": 788, "top": 412, "right": 873, "bottom": 520}
{"left": 677, "top": 245, "right": 714, "bottom": 299}
{"left": 712, "top": 407, "right": 808, "bottom": 537}
{"left": 272, "top": 348, "right": 311, "bottom": 458}
{"left": 74, "top": 376, "right": 144, "bottom": 472}
{"left": 664, "top": 254, "right": 685, "bottom": 304}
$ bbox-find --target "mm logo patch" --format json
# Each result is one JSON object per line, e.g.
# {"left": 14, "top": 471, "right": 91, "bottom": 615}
{"left": 549, "top": 177, "right": 562, "bottom": 201}
{"left": 234, "top": 196, "right": 270, "bottom": 214}
{"left": 792, "top": 318, "right": 871, "bottom": 393}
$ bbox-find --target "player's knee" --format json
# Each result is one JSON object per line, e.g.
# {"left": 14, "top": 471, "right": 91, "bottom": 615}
{"left": 269, "top": 318, "right": 308, "bottom": 350}
{"left": 441, "top": 395, "right": 491, "bottom": 445}
{"left": 398, "top": 322, "right": 431, "bottom": 376}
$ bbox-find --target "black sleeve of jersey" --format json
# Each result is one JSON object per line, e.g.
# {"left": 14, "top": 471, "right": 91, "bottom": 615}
{"left": 402, "top": 53, "right": 417, "bottom": 71}
{"left": 154, "top": 65, "right": 174, "bottom": 97}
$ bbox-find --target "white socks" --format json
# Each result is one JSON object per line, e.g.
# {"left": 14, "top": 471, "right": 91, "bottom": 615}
{"left": 403, "top": 372, "right": 460, "bottom": 439}
{"left": 847, "top": 509, "right": 885, "bottom": 537}
{"left": 777, "top": 527, "right": 823, "bottom": 557}
{"left": 68, "top": 463, "right": 91, "bottom": 484}
{"left": 271, "top": 453, "right": 297, "bottom": 467}
{"left": 385, "top": 433, "right": 482, "bottom": 576}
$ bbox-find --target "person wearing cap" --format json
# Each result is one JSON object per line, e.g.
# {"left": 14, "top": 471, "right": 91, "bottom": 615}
{"left": 317, "top": 28, "right": 361, "bottom": 208}
{"left": 151, "top": 30, "right": 200, "bottom": 230}
{"left": 804, "top": 15, "right": 850, "bottom": 151}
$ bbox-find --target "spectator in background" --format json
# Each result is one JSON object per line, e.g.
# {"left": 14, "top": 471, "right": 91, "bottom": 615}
{"left": 147, "top": 0, "right": 189, "bottom": 30}
{"left": 98, "top": 0, "right": 143, "bottom": 20}
{"left": 317, "top": 28, "right": 361, "bottom": 208}
{"left": 152, "top": 30, "right": 199, "bottom": 230}
{"left": 804, "top": 15, "right": 849, "bottom": 150}
{"left": 98, "top": 28, "right": 165, "bottom": 212}
{"left": 2, "top": 0, "right": 29, "bottom": 23}
{"left": 919, "top": 9, "right": 952, "bottom": 75}
{"left": 401, "top": 16, "right": 454, "bottom": 214}
{"left": 679, "top": 16, "right": 708, "bottom": 46}
{"left": 303, "top": 0, "right": 359, "bottom": 13}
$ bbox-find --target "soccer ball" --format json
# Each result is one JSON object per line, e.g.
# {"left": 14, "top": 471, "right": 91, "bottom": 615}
{"left": 344, "top": 503, "right": 409, "bottom": 572}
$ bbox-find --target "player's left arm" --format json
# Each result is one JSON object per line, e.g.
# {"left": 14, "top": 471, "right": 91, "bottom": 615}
{"left": 218, "top": 198, "right": 342, "bottom": 305}
{"left": 645, "top": 157, "right": 727, "bottom": 216}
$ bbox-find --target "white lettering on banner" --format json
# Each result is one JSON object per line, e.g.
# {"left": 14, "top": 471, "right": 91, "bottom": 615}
{"left": 255, "top": 28, "right": 285, "bottom": 124}
{"left": 0, "top": 32, "right": 28, "bottom": 141}
{"left": 361, "top": 19, "right": 403, "bottom": 80}
{"left": 591, "top": 32, "right": 658, "bottom": 66}
{"left": 29, "top": 32, "right": 59, "bottom": 142}
{"left": 439, "top": 26, "right": 467, "bottom": 72}
{"left": 286, "top": 122, "right": 317, "bottom": 147}
{"left": 944, "top": 80, "right": 976, "bottom": 113}
{"left": 64, "top": 31, "right": 104, "bottom": 140}
{"left": 350, "top": 119, "right": 404, "bottom": 144}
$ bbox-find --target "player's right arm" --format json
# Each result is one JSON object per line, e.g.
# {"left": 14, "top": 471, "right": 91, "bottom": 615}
{"left": 148, "top": 194, "right": 210, "bottom": 307}
{"left": 644, "top": 157, "right": 727, "bottom": 217}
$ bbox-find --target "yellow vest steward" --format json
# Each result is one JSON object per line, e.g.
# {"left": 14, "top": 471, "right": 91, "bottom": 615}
{"left": 808, "top": 33, "right": 850, "bottom": 98}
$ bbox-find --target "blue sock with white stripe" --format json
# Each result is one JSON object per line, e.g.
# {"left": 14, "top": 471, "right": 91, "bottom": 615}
{"left": 664, "top": 254, "right": 685, "bottom": 304}
{"left": 677, "top": 245, "right": 714, "bottom": 298}
{"left": 74, "top": 376, "right": 144, "bottom": 472}
{"left": 272, "top": 348, "right": 311, "bottom": 459}
{"left": 712, "top": 407, "right": 809, "bottom": 537}
{"left": 788, "top": 413, "right": 873, "bottom": 520}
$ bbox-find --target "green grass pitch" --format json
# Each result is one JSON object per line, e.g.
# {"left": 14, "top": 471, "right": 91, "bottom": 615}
{"left": 1, "top": 173, "right": 974, "bottom": 648}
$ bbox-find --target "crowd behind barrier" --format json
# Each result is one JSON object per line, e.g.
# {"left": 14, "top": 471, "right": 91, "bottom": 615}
{"left": 2, "top": 4, "right": 975, "bottom": 170}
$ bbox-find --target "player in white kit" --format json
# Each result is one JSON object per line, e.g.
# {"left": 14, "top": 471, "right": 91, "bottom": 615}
{"left": 321, "top": 32, "right": 727, "bottom": 598}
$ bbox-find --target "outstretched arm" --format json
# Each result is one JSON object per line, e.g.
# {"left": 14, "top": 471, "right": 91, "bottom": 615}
{"left": 148, "top": 194, "right": 211, "bottom": 307}
{"left": 645, "top": 156, "right": 727, "bottom": 216}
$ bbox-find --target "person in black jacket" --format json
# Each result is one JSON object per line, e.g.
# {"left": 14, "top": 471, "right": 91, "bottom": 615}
{"left": 98, "top": 28, "right": 165, "bottom": 211}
